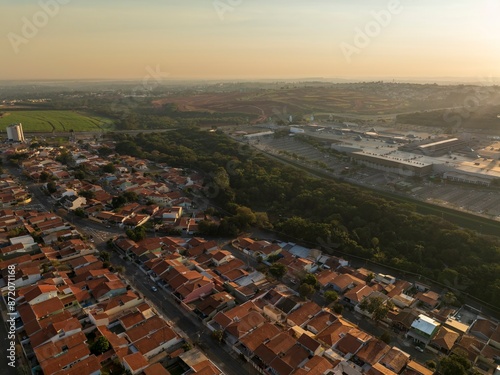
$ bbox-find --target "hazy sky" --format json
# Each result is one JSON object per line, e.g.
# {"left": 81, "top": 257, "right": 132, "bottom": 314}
{"left": 1, "top": 0, "right": 499, "bottom": 80}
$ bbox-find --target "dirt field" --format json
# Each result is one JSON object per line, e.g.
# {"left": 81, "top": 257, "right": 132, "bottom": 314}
{"left": 152, "top": 87, "right": 409, "bottom": 122}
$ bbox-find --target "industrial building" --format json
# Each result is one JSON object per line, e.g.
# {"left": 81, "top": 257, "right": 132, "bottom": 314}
{"left": 6, "top": 123, "right": 25, "bottom": 142}
{"left": 351, "top": 151, "right": 433, "bottom": 177}
{"left": 417, "top": 138, "right": 466, "bottom": 156}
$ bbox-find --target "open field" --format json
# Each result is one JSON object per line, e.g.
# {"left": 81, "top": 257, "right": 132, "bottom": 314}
{"left": 0, "top": 110, "right": 114, "bottom": 132}
{"left": 152, "top": 84, "right": 487, "bottom": 125}
{"left": 153, "top": 88, "right": 406, "bottom": 119}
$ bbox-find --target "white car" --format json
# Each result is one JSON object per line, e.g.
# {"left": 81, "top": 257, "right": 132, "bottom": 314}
{"left": 415, "top": 346, "right": 424, "bottom": 353}
{"left": 151, "top": 286, "right": 158, "bottom": 292}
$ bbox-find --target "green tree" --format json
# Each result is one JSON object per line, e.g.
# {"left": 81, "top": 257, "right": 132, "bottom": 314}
{"left": 98, "top": 146, "right": 113, "bottom": 157}
{"left": 425, "top": 360, "right": 436, "bottom": 370}
{"left": 439, "top": 355, "right": 467, "bottom": 375}
{"left": 333, "top": 303, "right": 344, "bottom": 314}
{"left": 211, "top": 329, "right": 224, "bottom": 344}
{"left": 90, "top": 336, "right": 110, "bottom": 355}
{"left": 100, "top": 251, "right": 111, "bottom": 262}
{"left": 359, "top": 296, "right": 393, "bottom": 322}
{"left": 234, "top": 206, "right": 256, "bottom": 229}
{"left": 55, "top": 150, "right": 73, "bottom": 165}
{"left": 301, "top": 273, "right": 319, "bottom": 289}
{"left": 79, "top": 190, "right": 95, "bottom": 199}
{"left": 112, "top": 195, "right": 127, "bottom": 209}
{"left": 74, "top": 208, "right": 86, "bottom": 218}
{"left": 442, "top": 291, "right": 459, "bottom": 306}
{"left": 299, "top": 283, "right": 315, "bottom": 299}
{"left": 102, "top": 163, "right": 116, "bottom": 173}
{"left": 366, "top": 272, "right": 375, "bottom": 283}
{"left": 269, "top": 263, "right": 287, "bottom": 280}
{"left": 123, "top": 191, "right": 138, "bottom": 202}
{"left": 213, "top": 167, "right": 230, "bottom": 190}
{"left": 46, "top": 181, "right": 57, "bottom": 194}
{"left": 324, "top": 290, "right": 338, "bottom": 304}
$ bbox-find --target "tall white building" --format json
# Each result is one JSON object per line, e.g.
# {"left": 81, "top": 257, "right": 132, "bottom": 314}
{"left": 6, "top": 123, "right": 25, "bottom": 142}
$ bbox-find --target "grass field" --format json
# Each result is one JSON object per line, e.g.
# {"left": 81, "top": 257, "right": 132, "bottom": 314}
{"left": 0, "top": 110, "right": 114, "bottom": 132}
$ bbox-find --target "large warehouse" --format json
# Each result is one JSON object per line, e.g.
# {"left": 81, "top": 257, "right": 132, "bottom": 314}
{"left": 352, "top": 151, "right": 434, "bottom": 177}
{"left": 417, "top": 138, "right": 466, "bottom": 156}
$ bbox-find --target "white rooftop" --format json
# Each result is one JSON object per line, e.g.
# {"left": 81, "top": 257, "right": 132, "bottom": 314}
{"left": 411, "top": 314, "right": 440, "bottom": 336}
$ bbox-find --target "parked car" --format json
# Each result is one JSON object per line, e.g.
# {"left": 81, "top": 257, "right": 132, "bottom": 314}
{"left": 151, "top": 286, "right": 158, "bottom": 292}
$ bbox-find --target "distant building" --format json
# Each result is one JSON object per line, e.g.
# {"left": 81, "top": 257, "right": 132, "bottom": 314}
{"left": 417, "top": 138, "right": 465, "bottom": 156}
{"left": 6, "top": 123, "right": 25, "bottom": 142}
{"left": 351, "top": 151, "right": 433, "bottom": 177}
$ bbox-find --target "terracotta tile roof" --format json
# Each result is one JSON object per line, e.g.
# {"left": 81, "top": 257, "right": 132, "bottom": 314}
{"left": 53, "top": 354, "right": 101, "bottom": 375}
{"left": 331, "top": 274, "right": 357, "bottom": 290}
{"left": 315, "top": 318, "right": 354, "bottom": 346}
{"left": 405, "top": 360, "right": 434, "bottom": 375}
{"left": 120, "top": 311, "right": 146, "bottom": 330}
{"left": 254, "top": 343, "right": 277, "bottom": 364}
{"left": 471, "top": 318, "right": 496, "bottom": 340}
{"left": 96, "top": 326, "right": 128, "bottom": 349}
{"left": 269, "top": 357, "right": 294, "bottom": 375}
{"left": 455, "top": 334, "right": 485, "bottom": 358}
{"left": 431, "top": 326, "right": 459, "bottom": 351}
{"left": 143, "top": 362, "right": 171, "bottom": 375}
{"left": 355, "top": 339, "right": 390, "bottom": 365}
{"left": 222, "top": 268, "right": 248, "bottom": 281}
{"left": 344, "top": 284, "right": 374, "bottom": 304}
{"left": 379, "top": 347, "right": 410, "bottom": 373}
{"left": 225, "top": 311, "right": 266, "bottom": 339}
{"left": 239, "top": 323, "right": 281, "bottom": 352}
{"left": 306, "top": 311, "right": 338, "bottom": 333}
{"left": 169, "top": 270, "right": 203, "bottom": 290}
{"left": 127, "top": 315, "right": 167, "bottom": 342}
{"left": 96, "top": 290, "right": 140, "bottom": 314}
{"left": 336, "top": 332, "right": 365, "bottom": 355}
{"left": 292, "top": 356, "right": 332, "bottom": 375}
{"left": 316, "top": 270, "right": 339, "bottom": 287}
{"left": 367, "top": 362, "right": 398, "bottom": 375}
{"left": 265, "top": 331, "right": 297, "bottom": 355}
{"left": 176, "top": 277, "right": 213, "bottom": 298}
{"left": 287, "top": 301, "right": 322, "bottom": 327}
{"left": 31, "top": 297, "right": 65, "bottom": 319}
{"left": 214, "top": 258, "right": 245, "bottom": 275}
{"left": 281, "top": 344, "right": 309, "bottom": 369}
{"left": 297, "top": 333, "right": 321, "bottom": 353}
{"left": 134, "top": 325, "right": 178, "bottom": 355}
{"left": 31, "top": 316, "right": 82, "bottom": 349}
{"left": 123, "top": 352, "right": 149, "bottom": 372}
{"left": 34, "top": 332, "right": 89, "bottom": 372}
{"left": 23, "top": 284, "right": 58, "bottom": 303}
{"left": 414, "top": 291, "right": 440, "bottom": 308}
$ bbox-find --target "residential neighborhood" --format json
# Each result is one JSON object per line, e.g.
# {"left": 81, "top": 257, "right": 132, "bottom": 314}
{"left": 1, "top": 140, "right": 499, "bottom": 375}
